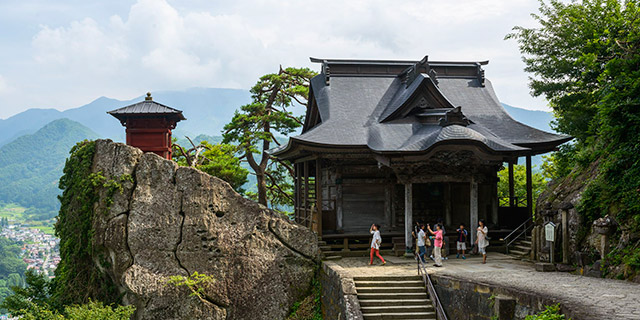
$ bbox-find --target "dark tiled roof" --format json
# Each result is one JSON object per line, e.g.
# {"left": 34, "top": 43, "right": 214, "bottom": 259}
{"left": 107, "top": 96, "right": 186, "bottom": 120}
{"left": 272, "top": 57, "right": 571, "bottom": 158}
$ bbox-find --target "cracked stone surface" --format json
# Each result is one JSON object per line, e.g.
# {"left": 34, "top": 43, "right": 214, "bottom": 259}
{"left": 90, "top": 140, "right": 319, "bottom": 320}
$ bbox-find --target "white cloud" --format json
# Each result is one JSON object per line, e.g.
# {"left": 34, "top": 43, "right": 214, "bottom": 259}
{"left": 0, "top": 0, "right": 550, "bottom": 118}
{"left": 0, "top": 75, "right": 11, "bottom": 95}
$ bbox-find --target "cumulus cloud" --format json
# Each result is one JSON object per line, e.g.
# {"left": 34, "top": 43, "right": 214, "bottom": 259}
{"left": 0, "top": 0, "right": 548, "bottom": 118}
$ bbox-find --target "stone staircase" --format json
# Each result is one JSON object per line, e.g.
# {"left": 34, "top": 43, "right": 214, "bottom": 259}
{"left": 354, "top": 275, "right": 436, "bottom": 320}
{"left": 507, "top": 235, "right": 532, "bottom": 259}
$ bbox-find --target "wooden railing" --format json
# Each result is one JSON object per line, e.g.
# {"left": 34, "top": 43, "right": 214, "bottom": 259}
{"left": 416, "top": 255, "right": 448, "bottom": 320}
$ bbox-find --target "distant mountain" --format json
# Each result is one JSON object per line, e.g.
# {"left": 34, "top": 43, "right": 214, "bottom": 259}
{"left": 501, "top": 103, "right": 557, "bottom": 168}
{"left": 0, "top": 119, "right": 98, "bottom": 218}
{"left": 502, "top": 103, "right": 555, "bottom": 133}
{"left": 0, "top": 88, "right": 252, "bottom": 147}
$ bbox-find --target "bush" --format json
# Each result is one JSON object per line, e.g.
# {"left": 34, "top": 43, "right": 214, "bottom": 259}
{"left": 525, "top": 304, "right": 570, "bottom": 320}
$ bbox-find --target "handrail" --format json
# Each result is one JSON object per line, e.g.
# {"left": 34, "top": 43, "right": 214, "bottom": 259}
{"left": 503, "top": 217, "right": 533, "bottom": 254}
{"left": 416, "top": 256, "right": 448, "bottom": 320}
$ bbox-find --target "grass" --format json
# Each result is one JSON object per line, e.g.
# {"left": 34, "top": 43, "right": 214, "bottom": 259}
{"left": 0, "top": 203, "right": 56, "bottom": 235}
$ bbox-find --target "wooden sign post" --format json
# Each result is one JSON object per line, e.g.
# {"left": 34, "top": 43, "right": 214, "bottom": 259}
{"left": 545, "top": 222, "right": 556, "bottom": 264}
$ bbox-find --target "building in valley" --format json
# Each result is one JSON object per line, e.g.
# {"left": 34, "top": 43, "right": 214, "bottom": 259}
{"left": 270, "top": 56, "right": 571, "bottom": 253}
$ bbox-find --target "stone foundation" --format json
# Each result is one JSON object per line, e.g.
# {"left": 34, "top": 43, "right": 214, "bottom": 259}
{"left": 431, "top": 274, "right": 559, "bottom": 320}
{"left": 320, "top": 263, "right": 363, "bottom": 320}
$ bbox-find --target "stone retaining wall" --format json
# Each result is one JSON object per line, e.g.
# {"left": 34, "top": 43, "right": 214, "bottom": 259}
{"left": 431, "top": 274, "right": 561, "bottom": 320}
{"left": 320, "top": 262, "right": 363, "bottom": 320}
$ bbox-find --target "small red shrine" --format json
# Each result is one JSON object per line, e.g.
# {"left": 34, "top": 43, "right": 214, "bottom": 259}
{"left": 108, "top": 92, "right": 186, "bottom": 159}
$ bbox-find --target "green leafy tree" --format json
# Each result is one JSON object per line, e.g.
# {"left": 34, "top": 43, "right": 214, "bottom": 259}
{"left": 2, "top": 270, "right": 134, "bottom": 320}
{"left": 173, "top": 138, "right": 249, "bottom": 192}
{"left": 223, "top": 67, "right": 317, "bottom": 207}
{"left": 497, "top": 164, "right": 547, "bottom": 210}
{"left": 507, "top": 0, "right": 640, "bottom": 224}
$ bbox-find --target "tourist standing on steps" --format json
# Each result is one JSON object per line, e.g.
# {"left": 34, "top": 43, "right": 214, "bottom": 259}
{"left": 427, "top": 223, "right": 444, "bottom": 267}
{"left": 475, "top": 219, "right": 489, "bottom": 264}
{"left": 456, "top": 223, "right": 468, "bottom": 259}
{"left": 369, "top": 224, "right": 386, "bottom": 266}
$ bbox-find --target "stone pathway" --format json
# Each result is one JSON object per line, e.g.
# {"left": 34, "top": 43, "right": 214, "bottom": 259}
{"left": 325, "top": 253, "right": 640, "bottom": 319}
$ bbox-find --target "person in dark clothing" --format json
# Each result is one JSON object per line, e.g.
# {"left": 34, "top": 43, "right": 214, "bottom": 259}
{"left": 456, "top": 223, "right": 468, "bottom": 259}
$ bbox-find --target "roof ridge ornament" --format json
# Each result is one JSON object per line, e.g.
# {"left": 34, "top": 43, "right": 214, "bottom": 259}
{"left": 402, "top": 55, "right": 437, "bottom": 87}
{"left": 145, "top": 92, "right": 152, "bottom": 101}
{"left": 439, "top": 106, "right": 471, "bottom": 127}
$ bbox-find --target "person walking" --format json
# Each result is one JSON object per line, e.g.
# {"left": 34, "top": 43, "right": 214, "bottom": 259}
{"left": 417, "top": 224, "right": 429, "bottom": 263}
{"left": 427, "top": 223, "right": 444, "bottom": 267}
{"left": 475, "top": 219, "right": 489, "bottom": 264}
{"left": 456, "top": 223, "right": 468, "bottom": 259}
{"left": 369, "top": 224, "right": 386, "bottom": 266}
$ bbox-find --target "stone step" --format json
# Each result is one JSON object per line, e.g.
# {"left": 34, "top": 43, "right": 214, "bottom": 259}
{"left": 355, "top": 280, "right": 424, "bottom": 288}
{"left": 358, "top": 292, "right": 429, "bottom": 300}
{"left": 354, "top": 276, "right": 422, "bottom": 282}
{"left": 358, "top": 287, "right": 426, "bottom": 294}
{"left": 518, "top": 240, "right": 532, "bottom": 246}
{"left": 361, "top": 305, "right": 433, "bottom": 314}
{"left": 362, "top": 311, "right": 436, "bottom": 320}
{"left": 322, "top": 255, "right": 342, "bottom": 261}
{"left": 319, "top": 245, "right": 332, "bottom": 251}
{"left": 513, "top": 244, "right": 531, "bottom": 251}
{"left": 358, "top": 299, "right": 431, "bottom": 307}
{"left": 317, "top": 240, "right": 327, "bottom": 246}
{"left": 508, "top": 249, "right": 528, "bottom": 256}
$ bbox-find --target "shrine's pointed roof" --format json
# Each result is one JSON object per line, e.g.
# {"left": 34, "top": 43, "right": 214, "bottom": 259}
{"left": 270, "top": 56, "right": 572, "bottom": 159}
{"left": 107, "top": 92, "right": 186, "bottom": 121}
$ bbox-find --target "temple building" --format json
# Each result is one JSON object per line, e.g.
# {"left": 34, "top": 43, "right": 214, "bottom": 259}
{"left": 270, "top": 56, "right": 571, "bottom": 253}
{"left": 108, "top": 92, "right": 185, "bottom": 160}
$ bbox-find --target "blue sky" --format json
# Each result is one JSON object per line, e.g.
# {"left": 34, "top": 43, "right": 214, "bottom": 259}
{"left": 0, "top": 0, "right": 549, "bottom": 119}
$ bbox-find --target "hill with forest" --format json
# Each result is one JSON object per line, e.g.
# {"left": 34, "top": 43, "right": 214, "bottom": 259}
{"left": 0, "top": 88, "right": 252, "bottom": 147}
{"left": 0, "top": 119, "right": 99, "bottom": 219}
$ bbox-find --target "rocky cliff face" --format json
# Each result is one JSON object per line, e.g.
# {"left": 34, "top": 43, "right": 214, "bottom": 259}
{"left": 536, "top": 161, "right": 640, "bottom": 282}
{"left": 89, "top": 140, "right": 319, "bottom": 319}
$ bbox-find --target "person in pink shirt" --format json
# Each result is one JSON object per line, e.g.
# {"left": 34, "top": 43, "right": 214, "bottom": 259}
{"left": 427, "top": 223, "right": 444, "bottom": 267}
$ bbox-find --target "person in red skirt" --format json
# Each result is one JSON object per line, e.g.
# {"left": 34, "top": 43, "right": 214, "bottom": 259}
{"left": 369, "top": 224, "right": 386, "bottom": 266}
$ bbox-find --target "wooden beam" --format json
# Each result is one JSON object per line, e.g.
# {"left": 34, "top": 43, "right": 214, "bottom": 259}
{"left": 470, "top": 177, "right": 479, "bottom": 244}
{"left": 304, "top": 161, "right": 309, "bottom": 228}
{"left": 295, "top": 163, "right": 300, "bottom": 224}
{"left": 444, "top": 183, "right": 452, "bottom": 227}
{"left": 316, "top": 158, "right": 323, "bottom": 236}
{"left": 508, "top": 162, "right": 515, "bottom": 207}
{"left": 526, "top": 155, "right": 533, "bottom": 217}
{"left": 336, "top": 167, "right": 344, "bottom": 231}
{"left": 404, "top": 183, "right": 413, "bottom": 251}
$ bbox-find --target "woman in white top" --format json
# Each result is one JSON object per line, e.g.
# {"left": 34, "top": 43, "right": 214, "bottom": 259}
{"left": 369, "top": 224, "right": 386, "bottom": 265}
{"left": 475, "top": 219, "right": 489, "bottom": 264}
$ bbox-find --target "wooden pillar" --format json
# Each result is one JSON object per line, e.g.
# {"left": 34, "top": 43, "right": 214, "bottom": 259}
{"left": 384, "top": 183, "right": 392, "bottom": 228}
{"left": 526, "top": 155, "right": 533, "bottom": 217}
{"left": 444, "top": 183, "right": 452, "bottom": 227}
{"left": 316, "top": 158, "right": 323, "bottom": 236}
{"left": 508, "top": 162, "right": 515, "bottom": 207}
{"left": 470, "top": 177, "right": 479, "bottom": 244}
{"left": 295, "top": 163, "right": 300, "bottom": 224}
{"left": 491, "top": 180, "right": 499, "bottom": 226}
{"left": 562, "top": 210, "right": 569, "bottom": 264}
{"left": 404, "top": 183, "right": 413, "bottom": 250}
{"left": 336, "top": 167, "right": 343, "bottom": 231}
{"left": 303, "top": 161, "right": 309, "bottom": 228}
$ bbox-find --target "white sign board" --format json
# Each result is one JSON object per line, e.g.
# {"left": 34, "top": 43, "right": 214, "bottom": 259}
{"left": 545, "top": 222, "right": 556, "bottom": 242}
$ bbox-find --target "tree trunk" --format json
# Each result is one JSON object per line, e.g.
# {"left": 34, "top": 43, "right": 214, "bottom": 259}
{"left": 256, "top": 169, "right": 267, "bottom": 206}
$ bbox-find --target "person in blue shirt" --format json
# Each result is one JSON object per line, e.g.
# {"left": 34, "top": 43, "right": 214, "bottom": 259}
{"left": 456, "top": 223, "right": 468, "bottom": 259}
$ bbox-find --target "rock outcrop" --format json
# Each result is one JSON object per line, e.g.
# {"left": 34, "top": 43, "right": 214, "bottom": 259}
{"left": 89, "top": 139, "right": 319, "bottom": 319}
